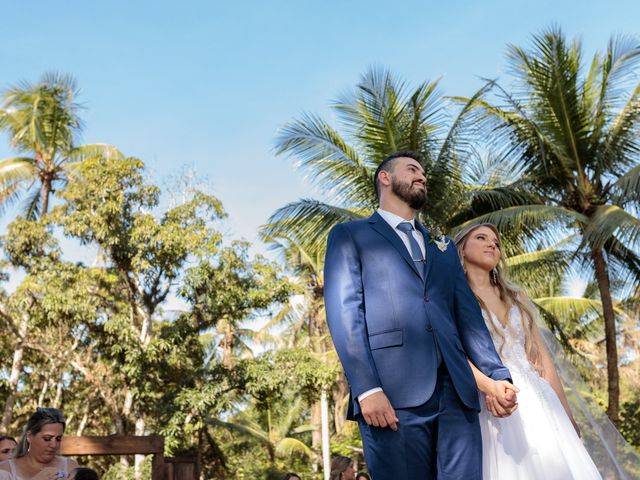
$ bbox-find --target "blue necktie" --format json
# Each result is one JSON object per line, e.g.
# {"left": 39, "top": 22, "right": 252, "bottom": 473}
{"left": 397, "top": 222, "right": 440, "bottom": 364}
{"left": 396, "top": 222, "right": 425, "bottom": 273}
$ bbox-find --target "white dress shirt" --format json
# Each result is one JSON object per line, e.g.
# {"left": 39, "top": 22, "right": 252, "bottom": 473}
{"left": 357, "top": 208, "right": 426, "bottom": 403}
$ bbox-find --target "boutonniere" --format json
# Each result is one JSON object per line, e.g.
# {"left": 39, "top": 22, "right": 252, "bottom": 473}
{"left": 429, "top": 227, "right": 450, "bottom": 253}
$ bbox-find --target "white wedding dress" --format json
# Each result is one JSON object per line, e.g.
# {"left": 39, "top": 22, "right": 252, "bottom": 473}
{"left": 479, "top": 304, "right": 602, "bottom": 480}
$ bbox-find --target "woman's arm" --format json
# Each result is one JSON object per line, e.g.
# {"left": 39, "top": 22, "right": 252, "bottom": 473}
{"left": 531, "top": 324, "right": 581, "bottom": 436}
{"left": 467, "top": 359, "right": 519, "bottom": 417}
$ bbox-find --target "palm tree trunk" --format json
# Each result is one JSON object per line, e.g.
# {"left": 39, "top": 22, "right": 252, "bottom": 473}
{"left": 1, "top": 315, "right": 29, "bottom": 430}
{"left": 591, "top": 246, "right": 620, "bottom": 424}
{"left": 41, "top": 178, "right": 52, "bottom": 215}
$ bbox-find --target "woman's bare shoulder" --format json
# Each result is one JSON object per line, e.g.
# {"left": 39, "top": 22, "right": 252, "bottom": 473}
{"left": 59, "top": 456, "right": 79, "bottom": 470}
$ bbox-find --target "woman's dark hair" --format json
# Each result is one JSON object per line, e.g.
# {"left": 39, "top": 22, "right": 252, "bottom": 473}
{"left": 14, "top": 407, "right": 66, "bottom": 458}
{"left": 356, "top": 473, "right": 371, "bottom": 480}
{"left": 73, "top": 467, "right": 100, "bottom": 480}
{"left": 0, "top": 436, "right": 17, "bottom": 444}
{"left": 283, "top": 473, "right": 301, "bottom": 480}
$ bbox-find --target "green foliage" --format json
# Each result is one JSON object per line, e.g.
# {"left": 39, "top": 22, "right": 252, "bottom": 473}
{"left": 1, "top": 36, "right": 639, "bottom": 477}
{"left": 102, "top": 456, "right": 152, "bottom": 480}
{"left": 244, "top": 348, "right": 337, "bottom": 405}
{"left": 620, "top": 400, "right": 640, "bottom": 449}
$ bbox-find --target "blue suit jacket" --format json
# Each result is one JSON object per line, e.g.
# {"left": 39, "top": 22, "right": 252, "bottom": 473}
{"left": 324, "top": 212, "right": 511, "bottom": 419}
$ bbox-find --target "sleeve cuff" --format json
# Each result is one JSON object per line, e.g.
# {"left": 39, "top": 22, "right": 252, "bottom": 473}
{"left": 357, "top": 387, "right": 383, "bottom": 403}
{"left": 490, "top": 368, "right": 512, "bottom": 383}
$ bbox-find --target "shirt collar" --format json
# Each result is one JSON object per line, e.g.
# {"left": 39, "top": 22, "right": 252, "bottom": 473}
{"left": 377, "top": 208, "right": 416, "bottom": 230}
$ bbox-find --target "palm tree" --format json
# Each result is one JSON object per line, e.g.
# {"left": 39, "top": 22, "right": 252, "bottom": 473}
{"left": 0, "top": 72, "right": 122, "bottom": 218}
{"left": 262, "top": 67, "right": 491, "bottom": 252}
{"left": 211, "top": 397, "right": 315, "bottom": 466}
{"left": 464, "top": 26, "right": 640, "bottom": 422}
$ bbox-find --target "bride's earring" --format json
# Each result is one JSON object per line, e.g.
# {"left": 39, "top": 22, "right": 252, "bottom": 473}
{"left": 461, "top": 256, "right": 467, "bottom": 273}
{"left": 492, "top": 268, "right": 498, "bottom": 284}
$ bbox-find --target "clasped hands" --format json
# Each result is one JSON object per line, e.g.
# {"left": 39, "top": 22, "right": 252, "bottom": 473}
{"left": 484, "top": 380, "right": 519, "bottom": 418}
{"left": 360, "top": 381, "right": 519, "bottom": 430}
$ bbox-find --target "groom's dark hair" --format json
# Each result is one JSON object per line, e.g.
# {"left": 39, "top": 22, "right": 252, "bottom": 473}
{"left": 373, "top": 150, "right": 424, "bottom": 198}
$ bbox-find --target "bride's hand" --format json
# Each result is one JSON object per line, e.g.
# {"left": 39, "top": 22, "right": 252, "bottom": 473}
{"left": 486, "top": 395, "right": 513, "bottom": 417}
{"left": 486, "top": 380, "right": 519, "bottom": 417}
{"left": 491, "top": 381, "right": 519, "bottom": 407}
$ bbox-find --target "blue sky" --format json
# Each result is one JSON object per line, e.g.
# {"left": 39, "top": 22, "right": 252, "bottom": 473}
{"left": 1, "top": 0, "right": 639, "bottom": 253}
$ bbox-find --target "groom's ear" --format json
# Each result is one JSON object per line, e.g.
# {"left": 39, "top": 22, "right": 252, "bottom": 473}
{"left": 378, "top": 169, "right": 392, "bottom": 187}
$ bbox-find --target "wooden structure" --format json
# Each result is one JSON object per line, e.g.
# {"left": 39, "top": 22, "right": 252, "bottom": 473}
{"left": 164, "top": 457, "right": 200, "bottom": 480}
{"left": 60, "top": 435, "right": 198, "bottom": 480}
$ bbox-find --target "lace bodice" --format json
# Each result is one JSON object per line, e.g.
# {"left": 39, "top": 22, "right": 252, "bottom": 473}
{"left": 482, "top": 304, "right": 549, "bottom": 398}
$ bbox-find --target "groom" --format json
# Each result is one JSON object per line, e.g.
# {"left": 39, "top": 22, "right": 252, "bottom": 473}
{"left": 324, "top": 151, "right": 517, "bottom": 479}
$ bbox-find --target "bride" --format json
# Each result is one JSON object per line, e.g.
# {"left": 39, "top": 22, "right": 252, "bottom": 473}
{"left": 453, "top": 223, "right": 602, "bottom": 480}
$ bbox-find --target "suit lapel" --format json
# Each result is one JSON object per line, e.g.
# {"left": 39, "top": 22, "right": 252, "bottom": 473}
{"left": 368, "top": 212, "right": 422, "bottom": 279}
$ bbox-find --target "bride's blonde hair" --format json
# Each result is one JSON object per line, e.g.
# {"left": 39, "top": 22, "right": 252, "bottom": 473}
{"left": 454, "top": 223, "right": 543, "bottom": 375}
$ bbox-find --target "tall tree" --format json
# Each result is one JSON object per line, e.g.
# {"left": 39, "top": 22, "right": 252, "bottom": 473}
{"left": 0, "top": 72, "right": 121, "bottom": 218}
{"left": 465, "top": 26, "right": 640, "bottom": 422}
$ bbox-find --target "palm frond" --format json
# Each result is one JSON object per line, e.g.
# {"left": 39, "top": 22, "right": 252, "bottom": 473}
{"left": 508, "top": 27, "right": 589, "bottom": 176}
{"left": 453, "top": 205, "right": 586, "bottom": 237}
{"left": 260, "top": 232, "right": 323, "bottom": 276}
{"left": 275, "top": 397, "right": 305, "bottom": 438}
{"left": 602, "top": 82, "right": 640, "bottom": 174}
{"left": 335, "top": 67, "right": 409, "bottom": 154}
{"left": 275, "top": 437, "right": 314, "bottom": 459}
{"left": 611, "top": 164, "right": 640, "bottom": 205}
{"left": 260, "top": 200, "right": 367, "bottom": 255}
{"left": 603, "top": 234, "right": 640, "bottom": 288}
{"left": 601, "top": 35, "right": 640, "bottom": 113}
{"left": 275, "top": 113, "right": 373, "bottom": 206}
{"left": 0, "top": 157, "right": 36, "bottom": 212}
{"left": 65, "top": 143, "right": 125, "bottom": 165}
{"left": 534, "top": 296, "right": 604, "bottom": 320}
{"left": 208, "top": 417, "right": 270, "bottom": 445}
{"left": 0, "top": 156, "right": 36, "bottom": 184}
{"left": 22, "top": 187, "right": 42, "bottom": 220}
{"left": 440, "top": 81, "right": 495, "bottom": 166}
{"left": 583, "top": 205, "right": 640, "bottom": 249}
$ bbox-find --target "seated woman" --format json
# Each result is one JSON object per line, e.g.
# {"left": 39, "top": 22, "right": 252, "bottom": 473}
{"left": 329, "top": 456, "right": 355, "bottom": 480}
{"left": 0, "top": 437, "right": 17, "bottom": 463}
{"left": 0, "top": 408, "right": 78, "bottom": 480}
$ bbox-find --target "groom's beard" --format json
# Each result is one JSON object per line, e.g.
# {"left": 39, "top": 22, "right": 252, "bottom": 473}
{"left": 391, "top": 176, "right": 427, "bottom": 210}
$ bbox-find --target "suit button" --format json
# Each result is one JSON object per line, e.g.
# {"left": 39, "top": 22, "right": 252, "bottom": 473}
{"left": 424, "top": 294, "right": 429, "bottom": 302}
{"left": 427, "top": 325, "right": 433, "bottom": 332}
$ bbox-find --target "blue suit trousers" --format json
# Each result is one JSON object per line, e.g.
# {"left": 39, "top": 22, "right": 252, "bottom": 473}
{"left": 357, "top": 365, "right": 482, "bottom": 480}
